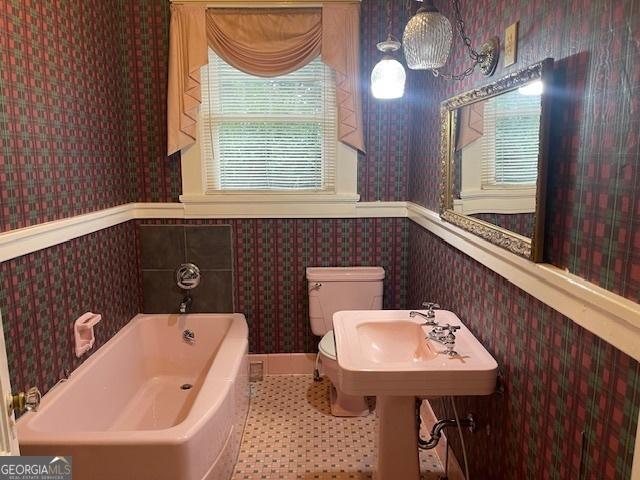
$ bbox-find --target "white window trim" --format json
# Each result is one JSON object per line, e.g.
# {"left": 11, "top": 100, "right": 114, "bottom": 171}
{"left": 453, "top": 187, "right": 537, "bottom": 215}
{"left": 180, "top": 75, "right": 359, "bottom": 217}
{"left": 457, "top": 137, "right": 536, "bottom": 215}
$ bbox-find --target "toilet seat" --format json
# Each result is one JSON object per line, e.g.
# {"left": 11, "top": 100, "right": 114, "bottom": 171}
{"left": 318, "top": 331, "right": 336, "bottom": 359}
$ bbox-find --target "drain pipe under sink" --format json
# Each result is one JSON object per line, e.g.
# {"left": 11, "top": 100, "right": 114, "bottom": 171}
{"left": 416, "top": 397, "right": 473, "bottom": 479}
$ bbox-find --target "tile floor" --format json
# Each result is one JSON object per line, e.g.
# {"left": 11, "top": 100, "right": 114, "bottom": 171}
{"left": 231, "top": 375, "right": 445, "bottom": 480}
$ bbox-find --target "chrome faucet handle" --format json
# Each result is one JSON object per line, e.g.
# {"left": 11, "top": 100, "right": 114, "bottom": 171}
{"left": 176, "top": 263, "right": 201, "bottom": 290}
{"left": 432, "top": 323, "right": 449, "bottom": 333}
{"left": 426, "top": 322, "right": 461, "bottom": 356}
{"left": 409, "top": 311, "right": 438, "bottom": 326}
{"left": 421, "top": 302, "right": 441, "bottom": 318}
{"left": 433, "top": 323, "right": 459, "bottom": 332}
{"left": 421, "top": 302, "right": 441, "bottom": 310}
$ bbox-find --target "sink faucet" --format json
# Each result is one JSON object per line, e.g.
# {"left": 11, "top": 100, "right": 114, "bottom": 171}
{"left": 409, "top": 302, "right": 441, "bottom": 326}
{"left": 179, "top": 294, "right": 192, "bottom": 314}
{"left": 427, "top": 324, "right": 461, "bottom": 356}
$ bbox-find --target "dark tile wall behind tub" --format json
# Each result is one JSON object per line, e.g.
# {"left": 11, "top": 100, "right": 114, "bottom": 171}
{"left": 0, "top": 0, "right": 412, "bottom": 397}
{"left": 409, "top": 224, "right": 640, "bottom": 480}
{"left": 139, "top": 218, "right": 409, "bottom": 354}
{"left": 0, "top": 222, "right": 141, "bottom": 398}
{"left": 139, "top": 225, "right": 234, "bottom": 314}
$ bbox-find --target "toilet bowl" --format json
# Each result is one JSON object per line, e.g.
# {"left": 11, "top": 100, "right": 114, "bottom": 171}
{"left": 306, "top": 266, "right": 385, "bottom": 417}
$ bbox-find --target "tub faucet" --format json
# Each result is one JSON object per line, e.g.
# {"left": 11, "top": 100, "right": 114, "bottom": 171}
{"left": 179, "top": 294, "right": 192, "bottom": 314}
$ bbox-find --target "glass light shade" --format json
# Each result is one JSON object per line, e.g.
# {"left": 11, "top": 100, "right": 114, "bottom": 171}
{"left": 403, "top": 8, "right": 453, "bottom": 70}
{"left": 371, "top": 57, "right": 406, "bottom": 99}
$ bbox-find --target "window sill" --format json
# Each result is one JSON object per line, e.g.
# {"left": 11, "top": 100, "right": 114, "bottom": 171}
{"left": 179, "top": 193, "right": 363, "bottom": 218}
{"left": 454, "top": 187, "right": 536, "bottom": 215}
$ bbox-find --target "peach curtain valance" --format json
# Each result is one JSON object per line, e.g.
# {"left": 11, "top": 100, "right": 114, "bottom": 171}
{"left": 167, "top": 3, "right": 365, "bottom": 156}
{"left": 206, "top": 9, "right": 322, "bottom": 78}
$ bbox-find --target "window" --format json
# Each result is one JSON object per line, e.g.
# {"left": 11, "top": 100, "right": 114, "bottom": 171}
{"left": 200, "top": 50, "right": 337, "bottom": 192}
{"left": 481, "top": 91, "right": 541, "bottom": 187}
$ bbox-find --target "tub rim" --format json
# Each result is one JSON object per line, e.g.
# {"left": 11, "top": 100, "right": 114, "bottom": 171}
{"left": 17, "top": 313, "right": 248, "bottom": 446}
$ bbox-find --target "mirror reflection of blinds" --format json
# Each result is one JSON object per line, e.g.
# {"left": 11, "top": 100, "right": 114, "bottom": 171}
{"left": 201, "top": 50, "right": 337, "bottom": 192}
{"left": 481, "top": 92, "right": 541, "bottom": 186}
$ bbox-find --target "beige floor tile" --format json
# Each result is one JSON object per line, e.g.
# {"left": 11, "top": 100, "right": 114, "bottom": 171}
{"left": 231, "top": 375, "right": 444, "bottom": 480}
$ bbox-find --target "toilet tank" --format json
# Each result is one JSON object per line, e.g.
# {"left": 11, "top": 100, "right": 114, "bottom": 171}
{"left": 306, "top": 267, "right": 385, "bottom": 336}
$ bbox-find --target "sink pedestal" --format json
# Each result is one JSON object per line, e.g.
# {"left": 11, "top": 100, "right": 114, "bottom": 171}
{"left": 333, "top": 310, "right": 499, "bottom": 480}
{"left": 375, "top": 396, "right": 420, "bottom": 480}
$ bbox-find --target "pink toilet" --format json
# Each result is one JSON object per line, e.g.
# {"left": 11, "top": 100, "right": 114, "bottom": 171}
{"left": 306, "top": 266, "right": 385, "bottom": 416}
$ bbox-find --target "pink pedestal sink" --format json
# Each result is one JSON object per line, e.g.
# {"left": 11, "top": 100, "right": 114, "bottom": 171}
{"left": 333, "top": 310, "right": 498, "bottom": 480}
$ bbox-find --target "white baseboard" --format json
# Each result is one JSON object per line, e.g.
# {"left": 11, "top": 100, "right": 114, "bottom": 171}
{"left": 248, "top": 353, "right": 317, "bottom": 376}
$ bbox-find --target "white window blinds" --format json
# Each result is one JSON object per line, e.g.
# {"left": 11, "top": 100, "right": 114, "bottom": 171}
{"left": 481, "top": 92, "right": 542, "bottom": 186}
{"left": 201, "top": 50, "right": 337, "bottom": 192}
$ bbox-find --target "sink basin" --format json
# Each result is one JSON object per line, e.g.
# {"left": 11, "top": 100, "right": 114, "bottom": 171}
{"left": 356, "top": 321, "right": 437, "bottom": 364}
{"left": 334, "top": 309, "right": 498, "bottom": 397}
{"left": 333, "top": 309, "right": 498, "bottom": 480}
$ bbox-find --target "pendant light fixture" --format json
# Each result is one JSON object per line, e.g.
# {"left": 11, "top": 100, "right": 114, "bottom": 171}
{"left": 371, "top": 2, "right": 406, "bottom": 100}
{"left": 403, "top": 0, "right": 499, "bottom": 80}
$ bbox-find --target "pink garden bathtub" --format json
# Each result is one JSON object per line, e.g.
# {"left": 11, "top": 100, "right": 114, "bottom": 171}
{"left": 18, "top": 314, "right": 249, "bottom": 480}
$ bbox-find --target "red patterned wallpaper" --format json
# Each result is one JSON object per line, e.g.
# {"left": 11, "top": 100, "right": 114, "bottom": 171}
{"left": 407, "top": 0, "right": 640, "bottom": 301}
{"left": 0, "top": 0, "right": 413, "bottom": 397}
{"left": 409, "top": 224, "right": 639, "bottom": 479}
{"left": 140, "top": 218, "right": 408, "bottom": 354}
{"left": 0, "top": 0, "right": 137, "bottom": 231}
{"left": 0, "top": 0, "right": 181, "bottom": 233}
{"left": 0, "top": 0, "right": 417, "bottom": 222}
{"left": 0, "top": 3, "right": 638, "bottom": 476}
{"left": 0, "top": 222, "right": 140, "bottom": 396}
{"left": 0, "top": 216, "right": 408, "bottom": 397}
{"left": 129, "top": 0, "right": 417, "bottom": 203}
{"left": 117, "top": 0, "right": 182, "bottom": 203}
{"left": 406, "top": 0, "right": 640, "bottom": 478}
{"left": 358, "top": 0, "right": 412, "bottom": 202}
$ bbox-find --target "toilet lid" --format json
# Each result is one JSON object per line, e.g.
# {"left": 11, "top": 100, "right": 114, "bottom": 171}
{"left": 318, "top": 331, "right": 336, "bottom": 359}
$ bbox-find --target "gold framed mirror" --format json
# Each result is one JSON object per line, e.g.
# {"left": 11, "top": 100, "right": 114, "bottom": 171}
{"left": 439, "top": 58, "right": 554, "bottom": 262}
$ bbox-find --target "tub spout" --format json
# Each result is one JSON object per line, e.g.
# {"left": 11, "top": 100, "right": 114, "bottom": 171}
{"left": 179, "top": 295, "right": 192, "bottom": 314}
